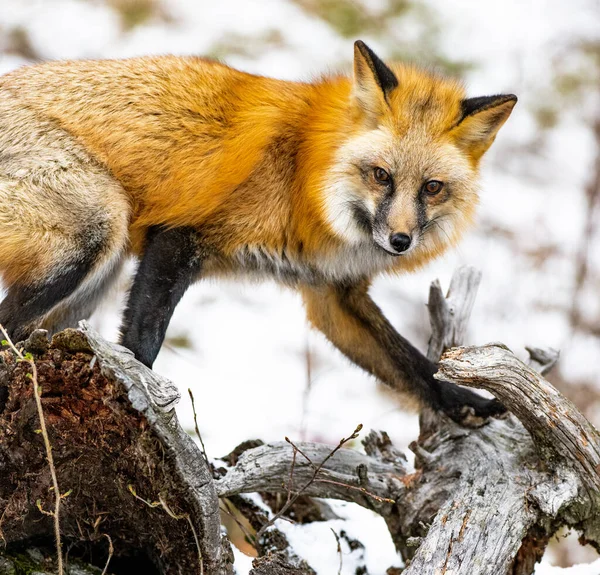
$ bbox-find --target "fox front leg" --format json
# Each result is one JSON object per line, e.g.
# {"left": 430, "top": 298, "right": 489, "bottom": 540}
{"left": 120, "top": 226, "right": 204, "bottom": 368}
{"left": 301, "top": 280, "right": 506, "bottom": 424}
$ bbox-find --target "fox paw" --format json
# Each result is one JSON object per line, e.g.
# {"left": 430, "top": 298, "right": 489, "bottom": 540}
{"left": 436, "top": 382, "right": 507, "bottom": 428}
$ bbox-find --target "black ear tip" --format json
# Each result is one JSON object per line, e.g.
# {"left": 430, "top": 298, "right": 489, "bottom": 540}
{"left": 354, "top": 40, "right": 368, "bottom": 53}
{"left": 353, "top": 39, "right": 398, "bottom": 95}
{"left": 460, "top": 93, "right": 518, "bottom": 120}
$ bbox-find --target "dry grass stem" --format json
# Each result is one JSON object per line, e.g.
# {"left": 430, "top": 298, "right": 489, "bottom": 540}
{"left": 188, "top": 388, "right": 209, "bottom": 466}
{"left": 128, "top": 485, "right": 204, "bottom": 575}
{"left": 0, "top": 325, "right": 64, "bottom": 575}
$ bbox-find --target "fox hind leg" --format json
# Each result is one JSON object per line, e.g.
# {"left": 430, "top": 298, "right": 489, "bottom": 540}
{"left": 0, "top": 174, "right": 130, "bottom": 342}
{"left": 35, "top": 255, "right": 126, "bottom": 337}
{"left": 0, "top": 95, "right": 131, "bottom": 341}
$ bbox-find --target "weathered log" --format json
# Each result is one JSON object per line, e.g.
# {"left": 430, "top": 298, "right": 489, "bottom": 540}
{"left": 215, "top": 441, "right": 404, "bottom": 511}
{"left": 0, "top": 324, "right": 234, "bottom": 575}
{"left": 440, "top": 344, "right": 600, "bottom": 494}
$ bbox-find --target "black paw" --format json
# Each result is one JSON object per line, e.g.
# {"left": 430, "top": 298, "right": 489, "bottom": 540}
{"left": 434, "top": 380, "right": 507, "bottom": 427}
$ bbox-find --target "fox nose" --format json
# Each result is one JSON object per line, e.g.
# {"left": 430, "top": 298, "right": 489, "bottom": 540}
{"left": 389, "top": 233, "right": 412, "bottom": 253}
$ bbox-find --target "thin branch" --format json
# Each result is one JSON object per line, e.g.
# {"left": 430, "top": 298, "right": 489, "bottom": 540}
{"left": 314, "top": 478, "right": 394, "bottom": 504}
{"left": 188, "top": 388, "right": 209, "bottom": 466}
{"left": 255, "top": 424, "right": 363, "bottom": 540}
{"left": 299, "top": 331, "right": 313, "bottom": 441}
{"left": 285, "top": 438, "right": 316, "bottom": 469}
{"left": 286, "top": 436, "right": 395, "bottom": 504}
{"left": 331, "top": 528, "right": 342, "bottom": 575}
{"left": 285, "top": 443, "right": 298, "bottom": 508}
{"left": 0, "top": 324, "right": 63, "bottom": 575}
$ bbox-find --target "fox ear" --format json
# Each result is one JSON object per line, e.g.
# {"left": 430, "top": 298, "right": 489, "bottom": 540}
{"left": 353, "top": 40, "right": 398, "bottom": 122}
{"left": 452, "top": 94, "right": 517, "bottom": 161}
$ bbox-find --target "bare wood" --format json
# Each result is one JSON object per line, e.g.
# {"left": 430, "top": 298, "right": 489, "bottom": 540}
{"left": 438, "top": 343, "right": 600, "bottom": 494}
{"left": 526, "top": 346, "right": 560, "bottom": 375}
{"left": 218, "top": 267, "right": 600, "bottom": 574}
{"left": 427, "top": 265, "right": 482, "bottom": 362}
{"left": 80, "top": 322, "right": 234, "bottom": 575}
{"left": 215, "top": 441, "right": 404, "bottom": 512}
{"left": 3, "top": 266, "right": 600, "bottom": 575}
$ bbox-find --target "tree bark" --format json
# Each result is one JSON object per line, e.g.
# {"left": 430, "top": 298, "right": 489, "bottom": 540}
{"left": 0, "top": 325, "right": 234, "bottom": 574}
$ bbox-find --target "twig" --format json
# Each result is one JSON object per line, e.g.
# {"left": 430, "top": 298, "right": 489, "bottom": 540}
{"left": 285, "top": 439, "right": 316, "bottom": 469}
{"left": 286, "top": 437, "right": 395, "bottom": 504}
{"left": 285, "top": 443, "right": 298, "bottom": 508}
{"left": 0, "top": 324, "right": 63, "bottom": 575}
{"left": 569, "top": 118, "right": 600, "bottom": 334}
{"left": 331, "top": 528, "right": 342, "bottom": 575}
{"left": 285, "top": 436, "right": 394, "bottom": 504}
{"left": 100, "top": 533, "right": 113, "bottom": 575}
{"left": 299, "top": 331, "right": 313, "bottom": 441}
{"left": 315, "top": 478, "right": 394, "bottom": 504}
{"left": 255, "top": 424, "right": 363, "bottom": 540}
{"left": 127, "top": 485, "right": 204, "bottom": 575}
{"left": 188, "top": 388, "right": 209, "bottom": 466}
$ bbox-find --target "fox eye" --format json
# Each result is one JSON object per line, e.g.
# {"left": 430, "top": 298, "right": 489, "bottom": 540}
{"left": 423, "top": 180, "right": 444, "bottom": 196}
{"left": 373, "top": 167, "right": 391, "bottom": 185}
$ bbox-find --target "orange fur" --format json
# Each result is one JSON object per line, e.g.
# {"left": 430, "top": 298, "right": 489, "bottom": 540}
{"left": 0, "top": 47, "right": 515, "bottom": 280}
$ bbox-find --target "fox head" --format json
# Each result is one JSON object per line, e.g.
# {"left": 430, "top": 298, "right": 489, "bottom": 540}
{"left": 323, "top": 40, "right": 516, "bottom": 263}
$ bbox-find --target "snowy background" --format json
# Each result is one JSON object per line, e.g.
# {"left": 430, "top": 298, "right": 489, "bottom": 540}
{"left": 1, "top": 0, "right": 599, "bottom": 573}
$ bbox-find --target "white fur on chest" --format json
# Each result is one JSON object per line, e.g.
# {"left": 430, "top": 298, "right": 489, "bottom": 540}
{"left": 232, "top": 241, "right": 395, "bottom": 285}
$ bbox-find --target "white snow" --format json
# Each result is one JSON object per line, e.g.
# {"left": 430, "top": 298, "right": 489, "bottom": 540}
{"left": 535, "top": 558, "right": 600, "bottom": 575}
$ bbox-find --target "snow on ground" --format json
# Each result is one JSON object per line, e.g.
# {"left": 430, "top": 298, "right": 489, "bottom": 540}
{"left": 536, "top": 559, "right": 600, "bottom": 575}
{"left": 1, "top": 0, "right": 599, "bottom": 572}
{"left": 277, "top": 500, "right": 402, "bottom": 574}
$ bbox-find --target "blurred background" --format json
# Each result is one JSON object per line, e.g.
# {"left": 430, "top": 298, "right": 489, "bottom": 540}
{"left": 1, "top": 0, "right": 599, "bottom": 573}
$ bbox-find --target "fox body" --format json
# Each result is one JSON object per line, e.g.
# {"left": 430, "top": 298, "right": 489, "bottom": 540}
{"left": 0, "top": 42, "right": 516, "bottom": 421}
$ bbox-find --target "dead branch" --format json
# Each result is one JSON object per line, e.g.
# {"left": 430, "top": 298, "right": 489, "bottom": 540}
{"left": 215, "top": 440, "right": 404, "bottom": 512}
{"left": 426, "top": 265, "right": 481, "bottom": 362}
{"left": 439, "top": 344, "right": 600, "bottom": 494}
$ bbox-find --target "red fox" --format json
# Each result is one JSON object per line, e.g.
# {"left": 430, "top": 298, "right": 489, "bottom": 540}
{"left": 0, "top": 41, "right": 516, "bottom": 422}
